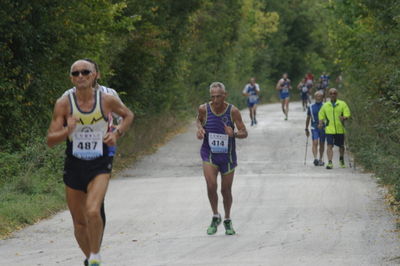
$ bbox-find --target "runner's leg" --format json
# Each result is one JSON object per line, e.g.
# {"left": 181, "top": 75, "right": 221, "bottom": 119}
{"left": 221, "top": 171, "right": 234, "bottom": 219}
{"left": 203, "top": 162, "right": 219, "bottom": 215}
{"left": 327, "top": 144, "right": 333, "bottom": 161}
{"left": 312, "top": 139, "right": 318, "bottom": 159}
{"left": 248, "top": 107, "right": 253, "bottom": 122}
{"left": 285, "top": 98, "right": 289, "bottom": 117}
{"left": 66, "top": 187, "right": 90, "bottom": 259}
{"left": 339, "top": 146, "right": 345, "bottom": 158}
{"left": 86, "top": 173, "right": 110, "bottom": 254}
{"left": 319, "top": 140, "right": 325, "bottom": 161}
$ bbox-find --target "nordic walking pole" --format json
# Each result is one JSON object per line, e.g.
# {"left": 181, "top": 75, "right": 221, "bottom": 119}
{"left": 344, "top": 136, "right": 352, "bottom": 168}
{"left": 342, "top": 113, "right": 353, "bottom": 169}
{"left": 304, "top": 136, "right": 309, "bottom": 165}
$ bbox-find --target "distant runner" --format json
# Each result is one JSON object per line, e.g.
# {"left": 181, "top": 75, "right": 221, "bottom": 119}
{"left": 242, "top": 77, "right": 260, "bottom": 126}
{"left": 298, "top": 78, "right": 310, "bottom": 111}
{"left": 197, "top": 82, "right": 248, "bottom": 235}
{"left": 305, "top": 72, "right": 314, "bottom": 104}
{"left": 318, "top": 88, "right": 351, "bottom": 169}
{"left": 47, "top": 59, "right": 134, "bottom": 266}
{"left": 320, "top": 72, "right": 330, "bottom": 90}
{"left": 305, "top": 91, "right": 326, "bottom": 166}
{"left": 276, "top": 73, "right": 292, "bottom": 120}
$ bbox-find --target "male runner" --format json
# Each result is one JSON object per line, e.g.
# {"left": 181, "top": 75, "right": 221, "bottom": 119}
{"left": 318, "top": 88, "right": 351, "bottom": 169}
{"left": 242, "top": 77, "right": 260, "bottom": 126}
{"left": 305, "top": 91, "right": 326, "bottom": 166}
{"left": 320, "top": 72, "right": 330, "bottom": 92}
{"left": 61, "top": 59, "right": 122, "bottom": 266}
{"left": 197, "top": 82, "right": 247, "bottom": 235}
{"left": 62, "top": 59, "right": 122, "bottom": 157}
{"left": 298, "top": 78, "right": 309, "bottom": 111}
{"left": 276, "top": 73, "right": 292, "bottom": 120}
{"left": 305, "top": 73, "right": 314, "bottom": 104}
{"left": 47, "top": 59, "right": 134, "bottom": 266}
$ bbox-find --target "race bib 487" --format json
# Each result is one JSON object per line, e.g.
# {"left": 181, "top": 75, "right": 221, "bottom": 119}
{"left": 72, "top": 131, "right": 103, "bottom": 160}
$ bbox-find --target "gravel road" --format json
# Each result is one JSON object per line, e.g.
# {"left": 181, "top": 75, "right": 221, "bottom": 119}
{"left": 1, "top": 102, "right": 399, "bottom": 266}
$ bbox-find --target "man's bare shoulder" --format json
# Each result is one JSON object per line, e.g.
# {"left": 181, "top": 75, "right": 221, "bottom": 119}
{"left": 198, "top": 103, "right": 207, "bottom": 112}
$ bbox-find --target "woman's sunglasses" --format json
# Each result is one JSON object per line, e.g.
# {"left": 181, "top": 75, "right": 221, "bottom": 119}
{"left": 71, "top": 70, "right": 92, "bottom": 77}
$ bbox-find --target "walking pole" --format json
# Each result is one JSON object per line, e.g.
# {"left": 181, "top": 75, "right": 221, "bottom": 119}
{"left": 341, "top": 113, "right": 353, "bottom": 169}
{"left": 304, "top": 136, "right": 309, "bottom": 165}
{"left": 344, "top": 136, "right": 352, "bottom": 169}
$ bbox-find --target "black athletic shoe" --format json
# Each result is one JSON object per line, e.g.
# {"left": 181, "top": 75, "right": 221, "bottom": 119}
{"left": 313, "top": 159, "right": 319, "bottom": 166}
{"left": 84, "top": 259, "right": 89, "bottom": 266}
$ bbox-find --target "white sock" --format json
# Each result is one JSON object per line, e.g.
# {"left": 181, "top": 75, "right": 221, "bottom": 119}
{"left": 89, "top": 253, "right": 101, "bottom": 262}
{"left": 225, "top": 218, "right": 231, "bottom": 222}
{"left": 213, "top": 213, "right": 221, "bottom": 218}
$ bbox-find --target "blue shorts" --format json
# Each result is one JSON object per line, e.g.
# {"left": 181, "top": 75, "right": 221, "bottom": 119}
{"left": 280, "top": 92, "right": 290, "bottom": 100}
{"left": 247, "top": 98, "right": 258, "bottom": 108}
{"left": 301, "top": 92, "right": 308, "bottom": 100}
{"left": 326, "top": 134, "right": 344, "bottom": 147}
{"left": 311, "top": 128, "right": 326, "bottom": 142}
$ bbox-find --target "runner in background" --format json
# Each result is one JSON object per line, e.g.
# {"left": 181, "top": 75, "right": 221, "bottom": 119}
{"left": 298, "top": 78, "right": 309, "bottom": 112}
{"left": 242, "top": 77, "right": 260, "bottom": 126}
{"left": 197, "top": 82, "right": 248, "bottom": 235}
{"left": 305, "top": 72, "right": 314, "bottom": 105}
{"left": 276, "top": 73, "right": 292, "bottom": 120}
{"left": 318, "top": 88, "right": 351, "bottom": 169}
{"left": 305, "top": 91, "right": 326, "bottom": 166}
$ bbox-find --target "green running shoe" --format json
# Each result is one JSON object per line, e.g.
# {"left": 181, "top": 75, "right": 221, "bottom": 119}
{"left": 326, "top": 162, "right": 333, "bottom": 170}
{"left": 207, "top": 215, "right": 221, "bottom": 235}
{"left": 340, "top": 159, "right": 346, "bottom": 168}
{"left": 223, "top": 219, "right": 236, "bottom": 235}
{"left": 89, "top": 260, "right": 101, "bottom": 266}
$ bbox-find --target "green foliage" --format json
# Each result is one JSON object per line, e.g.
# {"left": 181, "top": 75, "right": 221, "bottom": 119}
{"left": 0, "top": 0, "right": 282, "bottom": 237}
{"left": 327, "top": 0, "right": 400, "bottom": 199}
{"left": 0, "top": 0, "right": 135, "bottom": 150}
{"left": 0, "top": 141, "right": 65, "bottom": 237}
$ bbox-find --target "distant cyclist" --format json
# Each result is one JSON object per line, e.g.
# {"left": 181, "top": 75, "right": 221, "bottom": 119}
{"left": 318, "top": 88, "right": 351, "bottom": 169}
{"left": 276, "top": 73, "right": 292, "bottom": 120}
{"left": 305, "top": 91, "right": 326, "bottom": 166}
{"left": 298, "top": 78, "right": 309, "bottom": 111}
{"left": 242, "top": 77, "right": 260, "bottom": 126}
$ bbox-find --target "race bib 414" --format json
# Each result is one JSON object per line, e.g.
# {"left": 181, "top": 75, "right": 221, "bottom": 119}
{"left": 208, "top": 133, "right": 229, "bottom": 153}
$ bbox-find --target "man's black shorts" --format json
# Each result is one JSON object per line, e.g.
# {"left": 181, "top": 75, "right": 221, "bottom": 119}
{"left": 63, "top": 155, "right": 113, "bottom": 192}
{"left": 326, "top": 134, "right": 345, "bottom": 147}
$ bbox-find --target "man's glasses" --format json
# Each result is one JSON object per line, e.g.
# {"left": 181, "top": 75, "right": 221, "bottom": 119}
{"left": 71, "top": 70, "right": 92, "bottom": 77}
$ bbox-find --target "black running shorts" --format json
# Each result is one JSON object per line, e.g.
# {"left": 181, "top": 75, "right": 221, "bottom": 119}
{"left": 63, "top": 155, "right": 113, "bottom": 192}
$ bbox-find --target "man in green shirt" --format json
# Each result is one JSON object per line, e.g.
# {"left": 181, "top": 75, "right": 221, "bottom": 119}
{"left": 318, "top": 88, "right": 351, "bottom": 169}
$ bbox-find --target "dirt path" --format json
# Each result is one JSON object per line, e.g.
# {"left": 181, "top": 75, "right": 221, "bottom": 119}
{"left": 1, "top": 102, "right": 399, "bottom": 266}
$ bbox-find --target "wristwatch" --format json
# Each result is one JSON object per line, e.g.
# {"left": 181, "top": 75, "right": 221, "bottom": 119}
{"left": 234, "top": 132, "right": 238, "bottom": 138}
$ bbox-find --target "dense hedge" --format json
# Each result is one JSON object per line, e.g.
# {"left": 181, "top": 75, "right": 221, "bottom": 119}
{"left": 327, "top": 0, "right": 400, "bottom": 199}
